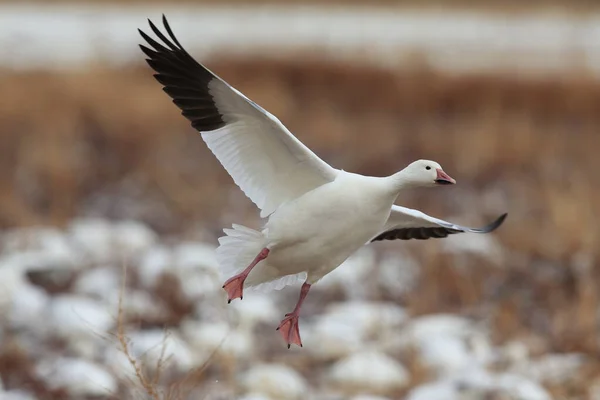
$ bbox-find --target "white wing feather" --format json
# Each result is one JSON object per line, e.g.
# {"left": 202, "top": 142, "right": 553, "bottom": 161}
{"left": 204, "top": 81, "right": 338, "bottom": 217}
{"left": 371, "top": 205, "right": 507, "bottom": 242}
{"left": 139, "top": 16, "right": 338, "bottom": 218}
{"left": 383, "top": 205, "right": 460, "bottom": 231}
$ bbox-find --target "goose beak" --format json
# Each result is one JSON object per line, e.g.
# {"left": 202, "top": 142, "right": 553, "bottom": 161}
{"left": 435, "top": 169, "right": 456, "bottom": 185}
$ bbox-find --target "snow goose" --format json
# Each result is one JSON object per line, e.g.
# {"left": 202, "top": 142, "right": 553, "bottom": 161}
{"left": 139, "top": 16, "right": 507, "bottom": 348}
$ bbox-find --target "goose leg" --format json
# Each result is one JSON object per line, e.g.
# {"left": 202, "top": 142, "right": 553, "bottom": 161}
{"left": 277, "top": 281, "right": 311, "bottom": 348}
{"left": 222, "top": 248, "right": 270, "bottom": 303}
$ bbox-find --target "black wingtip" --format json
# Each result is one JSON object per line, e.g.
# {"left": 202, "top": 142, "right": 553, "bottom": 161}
{"left": 162, "top": 14, "right": 183, "bottom": 48}
{"left": 137, "top": 15, "right": 227, "bottom": 132}
{"left": 481, "top": 213, "right": 508, "bottom": 233}
{"left": 496, "top": 212, "right": 508, "bottom": 226}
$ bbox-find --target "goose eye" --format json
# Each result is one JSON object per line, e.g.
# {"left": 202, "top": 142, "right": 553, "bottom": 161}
{"left": 425, "top": 166, "right": 431, "bottom": 170}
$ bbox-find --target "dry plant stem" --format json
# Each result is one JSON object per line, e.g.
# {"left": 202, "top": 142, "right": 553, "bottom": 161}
{"left": 116, "top": 262, "right": 226, "bottom": 400}
{"left": 117, "top": 262, "right": 162, "bottom": 400}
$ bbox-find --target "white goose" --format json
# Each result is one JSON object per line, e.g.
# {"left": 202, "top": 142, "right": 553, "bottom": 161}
{"left": 139, "top": 16, "right": 507, "bottom": 348}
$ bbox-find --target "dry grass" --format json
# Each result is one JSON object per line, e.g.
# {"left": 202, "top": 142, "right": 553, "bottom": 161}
{"left": 116, "top": 264, "right": 165, "bottom": 400}
{"left": 1, "top": 56, "right": 600, "bottom": 396}
{"left": 114, "top": 265, "right": 213, "bottom": 400}
{"left": 114, "top": 263, "right": 231, "bottom": 400}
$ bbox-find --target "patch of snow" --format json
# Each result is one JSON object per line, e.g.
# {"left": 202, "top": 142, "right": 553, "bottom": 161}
{"left": 327, "top": 301, "right": 408, "bottom": 336}
{"left": 493, "top": 373, "right": 553, "bottom": 400}
{"left": 181, "top": 320, "right": 252, "bottom": 363}
{"left": 305, "top": 301, "right": 405, "bottom": 359}
{"left": 0, "top": 261, "right": 29, "bottom": 314}
{"left": 173, "top": 242, "right": 219, "bottom": 272}
{"left": 68, "top": 219, "right": 117, "bottom": 264}
{"left": 239, "top": 394, "right": 273, "bottom": 400}
{"left": 317, "top": 248, "right": 377, "bottom": 298}
{"left": 103, "top": 347, "right": 138, "bottom": 380}
{"left": 50, "top": 294, "right": 114, "bottom": 337}
{"left": 8, "top": 283, "right": 49, "bottom": 332}
{"left": 305, "top": 301, "right": 407, "bottom": 359}
{"left": 138, "top": 245, "right": 172, "bottom": 288}
{"left": 35, "top": 358, "right": 117, "bottom": 397}
{"left": 73, "top": 266, "right": 121, "bottom": 300}
{"left": 0, "top": 390, "right": 37, "bottom": 400}
{"left": 376, "top": 251, "right": 420, "bottom": 296}
{"left": 405, "top": 314, "right": 474, "bottom": 338}
{"left": 49, "top": 294, "right": 114, "bottom": 357}
{"left": 138, "top": 242, "right": 222, "bottom": 300}
{"left": 383, "top": 314, "right": 493, "bottom": 376}
{"left": 73, "top": 265, "right": 166, "bottom": 319}
{"left": 229, "top": 292, "right": 279, "bottom": 328}
{"left": 68, "top": 218, "right": 156, "bottom": 263}
{"left": 178, "top": 269, "right": 221, "bottom": 300}
{"left": 241, "top": 364, "right": 307, "bottom": 400}
{"left": 405, "top": 380, "right": 459, "bottom": 400}
{"left": 109, "top": 289, "right": 168, "bottom": 319}
{"left": 328, "top": 350, "right": 409, "bottom": 395}
{"left": 170, "top": 242, "right": 221, "bottom": 299}
{"left": 1, "top": 227, "right": 83, "bottom": 269}
{"left": 304, "top": 315, "right": 364, "bottom": 360}
{"left": 112, "top": 220, "right": 158, "bottom": 257}
{"left": 510, "top": 353, "right": 586, "bottom": 385}
{"left": 0, "top": 259, "right": 55, "bottom": 334}
{"left": 125, "top": 329, "right": 195, "bottom": 371}
{"left": 351, "top": 396, "right": 392, "bottom": 400}
{"left": 407, "top": 368, "right": 551, "bottom": 400}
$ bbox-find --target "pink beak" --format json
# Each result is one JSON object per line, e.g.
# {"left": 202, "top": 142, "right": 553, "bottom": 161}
{"left": 435, "top": 168, "right": 456, "bottom": 185}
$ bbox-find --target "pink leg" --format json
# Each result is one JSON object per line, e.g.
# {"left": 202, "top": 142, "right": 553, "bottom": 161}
{"left": 222, "top": 248, "right": 270, "bottom": 303}
{"left": 277, "top": 282, "right": 311, "bottom": 349}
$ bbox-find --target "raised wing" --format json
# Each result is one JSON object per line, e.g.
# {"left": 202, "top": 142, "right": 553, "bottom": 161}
{"left": 371, "top": 205, "right": 507, "bottom": 242}
{"left": 139, "top": 15, "right": 338, "bottom": 217}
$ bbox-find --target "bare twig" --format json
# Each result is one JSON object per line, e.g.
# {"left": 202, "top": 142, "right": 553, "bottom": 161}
{"left": 116, "top": 262, "right": 163, "bottom": 400}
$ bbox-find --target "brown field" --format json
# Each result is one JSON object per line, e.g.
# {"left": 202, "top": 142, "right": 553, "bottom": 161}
{"left": 1, "top": 56, "right": 600, "bottom": 397}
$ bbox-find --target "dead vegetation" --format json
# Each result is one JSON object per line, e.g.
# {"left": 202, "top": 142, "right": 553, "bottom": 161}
{"left": 114, "top": 265, "right": 217, "bottom": 400}
{"left": 1, "top": 56, "right": 600, "bottom": 397}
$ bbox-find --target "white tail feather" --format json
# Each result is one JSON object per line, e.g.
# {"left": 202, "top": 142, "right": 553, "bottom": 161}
{"left": 216, "top": 224, "right": 305, "bottom": 292}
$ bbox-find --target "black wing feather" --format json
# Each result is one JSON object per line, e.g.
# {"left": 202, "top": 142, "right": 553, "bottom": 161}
{"left": 371, "top": 213, "right": 507, "bottom": 242}
{"left": 138, "top": 15, "right": 226, "bottom": 132}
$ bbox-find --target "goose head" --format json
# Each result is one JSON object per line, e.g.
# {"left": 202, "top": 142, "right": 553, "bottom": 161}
{"left": 398, "top": 160, "right": 456, "bottom": 187}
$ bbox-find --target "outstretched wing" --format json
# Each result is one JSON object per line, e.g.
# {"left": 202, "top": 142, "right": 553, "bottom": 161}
{"left": 139, "top": 15, "right": 338, "bottom": 217}
{"left": 371, "top": 205, "right": 507, "bottom": 242}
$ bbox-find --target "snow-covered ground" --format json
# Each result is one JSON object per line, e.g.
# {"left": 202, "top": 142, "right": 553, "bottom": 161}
{"left": 1, "top": 4, "right": 600, "bottom": 76}
{"left": 0, "top": 218, "right": 585, "bottom": 399}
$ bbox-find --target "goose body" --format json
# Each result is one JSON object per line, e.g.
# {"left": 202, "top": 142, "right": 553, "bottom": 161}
{"left": 257, "top": 171, "right": 396, "bottom": 285}
{"left": 139, "top": 16, "right": 507, "bottom": 348}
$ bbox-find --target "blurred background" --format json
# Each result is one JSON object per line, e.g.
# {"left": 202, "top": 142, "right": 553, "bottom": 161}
{"left": 0, "top": 0, "right": 599, "bottom": 399}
